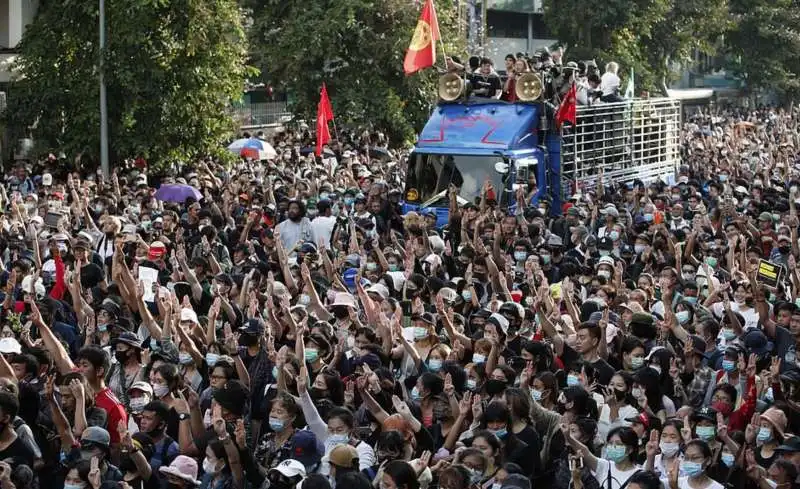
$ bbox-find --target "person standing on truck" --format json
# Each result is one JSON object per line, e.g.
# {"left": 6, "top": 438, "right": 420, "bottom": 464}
{"left": 470, "top": 58, "right": 502, "bottom": 99}
{"left": 600, "top": 61, "right": 623, "bottom": 103}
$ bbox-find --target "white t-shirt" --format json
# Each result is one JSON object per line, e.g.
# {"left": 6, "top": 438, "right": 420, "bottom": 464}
{"left": 597, "top": 403, "right": 639, "bottom": 442}
{"left": 710, "top": 302, "right": 759, "bottom": 331}
{"left": 677, "top": 476, "right": 724, "bottom": 489}
{"left": 310, "top": 215, "right": 336, "bottom": 248}
{"left": 600, "top": 72, "right": 621, "bottom": 97}
{"left": 593, "top": 458, "right": 642, "bottom": 489}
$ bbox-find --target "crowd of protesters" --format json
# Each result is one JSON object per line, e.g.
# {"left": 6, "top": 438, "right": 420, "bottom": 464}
{"left": 0, "top": 105, "right": 797, "bottom": 489}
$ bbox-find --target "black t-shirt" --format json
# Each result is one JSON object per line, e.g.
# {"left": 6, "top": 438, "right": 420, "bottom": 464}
{"left": 0, "top": 436, "right": 36, "bottom": 468}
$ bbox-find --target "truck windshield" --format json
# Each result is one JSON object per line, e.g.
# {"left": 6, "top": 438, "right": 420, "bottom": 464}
{"left": 404, "top": 152, "right": 505, "bottom": 206}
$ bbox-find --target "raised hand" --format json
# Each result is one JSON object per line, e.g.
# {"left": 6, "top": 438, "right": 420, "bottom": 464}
{"left": 645, "top": 429, "right": 659, "bottom": 458}
{"left": 680, "top": 415, "right": 693, "bottom": 442}
{"left": 88, "top": 457, "right": 102, "bottom": 489}
{"left": 443, "top": 373, "right": 455, "bottom": 397}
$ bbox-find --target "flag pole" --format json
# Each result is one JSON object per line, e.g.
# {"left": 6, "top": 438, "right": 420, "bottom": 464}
{"left": 431, "top": 0, "right": 448, "bottom": 70}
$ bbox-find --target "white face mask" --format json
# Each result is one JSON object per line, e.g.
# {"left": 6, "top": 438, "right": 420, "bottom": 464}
{"left": 202, "top": 457, "right": 219, "bottom": 474}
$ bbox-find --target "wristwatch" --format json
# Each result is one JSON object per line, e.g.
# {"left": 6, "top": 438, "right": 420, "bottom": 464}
{"left": 178, "top": 412, "right": 190, "bottom": 421}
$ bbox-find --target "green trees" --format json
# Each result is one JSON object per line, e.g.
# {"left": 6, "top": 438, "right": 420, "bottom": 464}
{"left": 543, "top": 0, "right": 730, "bottom": 95}
{"left": 726, "top": 0, "right": 800, "bottom": 97}
{"left": 6, "top": 0, "right": 252, "bottom": 165}
{"left": 245, "top": 0, "right": 463, "bottom": 144}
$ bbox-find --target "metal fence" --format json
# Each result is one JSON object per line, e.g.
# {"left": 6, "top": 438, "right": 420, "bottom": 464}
{"left": 232, "top": 101, "right": 292, "bottom": 128}
{"left": 560, "top": 98, "right": 682, "bottom": 195}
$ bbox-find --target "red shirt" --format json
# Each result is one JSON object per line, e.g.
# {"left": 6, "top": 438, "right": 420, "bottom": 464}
{"left": 94, "top": 387, "right": 127, "bottom": 443}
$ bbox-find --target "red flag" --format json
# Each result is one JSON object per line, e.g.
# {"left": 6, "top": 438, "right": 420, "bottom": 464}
{"left": 320, "top": 83, "right": 334, "bottom": 120}
{"left": 403, "top": 0, "right": 441, "bottom": 75}
{"left": 554, "top": 83, "right": 577, "bottom": 129}
{"left": 316, "top": 84, "right": 333, "bottom": 156}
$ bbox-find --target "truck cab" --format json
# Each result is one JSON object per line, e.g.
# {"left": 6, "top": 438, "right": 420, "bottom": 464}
{"left": 402, "top": 99, "right": 562, "bottom": 227}
{"left": 403, "top": 73, "right": 682, "bottom": 228}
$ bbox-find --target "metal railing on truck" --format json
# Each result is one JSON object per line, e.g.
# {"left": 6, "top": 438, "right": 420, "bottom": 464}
{"left": 560, "top": 98, "right": 682, "bottom": 195}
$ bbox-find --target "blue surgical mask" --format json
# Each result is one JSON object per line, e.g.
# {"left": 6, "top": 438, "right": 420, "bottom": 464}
{"left": 705, "top": 256, "right": 718, "bottom": 268}
{"left": 540, "top": 254, "right": 551, "bottom": 265}
{"left": 634, "top": 244, "right": 646, "bottom": 254}
{"left": 719, "top": 174, "right": 728, "bottom": 182}
{"left": 272, "top": 366, "right": 279, "bottom": 380}
{"left": 466, "top": 379, "right": 477, "bottom": 390}
{"left": 472, "top": 353, "right": 486, "bottom": 364}
{"left": 722, "top": 329, "right": 736, "bottom": 341}
{"left": 757, "top": 427, "right": 772, "bottom": 443}
{"left": 609, "top": 231, "right": 620, "bottom": 241}
{"left": 676, "top": 310, "right": 690, "bottom": 324}
{"left": 462, "top": 290, "right": 472, "bottom": 302}
{"left": 98, "top": 324, "right": 108, "bottom": 333}
{"left": 644, "top": 213, "right": 654, "bottom": 223}
{"left": 685, "top": 296, "right": 698, "bottom": 305}
{"left": 531, "top": 389, "right": 543, "bottom": 401}
{"left": 514, "top": 251, "right": 528, "bottom": 262}
{"left": 179, "top": 352, "right": 193, "bottom": 365}
{"left": 605, "top": 445, "right": 627, "bottom": 463}
{"left": 205, "top": 353, "right": 220, "bottom": 367}
{"left": 764, "top": 387, "right": 774, "bottom": 402}
{"left": 298, "top": 294, "right": 311, "bottom": 306}
{"left": 413, "top": 327, "right": 428, "bottom": 340}
{"left": 269, "top": 417, "right": 286, "bottom": 432}
{"left": 722, "top": 359, "right": 736, "bottom": 372}
{"left": 721, "top": 453, "right": 735, "bottom": 467}
{"left": 681, "top": 461, "right": 704, "bottom": 477}
{"left": 696, "top": 426, "right": 715, "bottom": 441}
{"left": 491, "top": 428, "right": 508, "bottom": 440}
{"left": 64, "top": 484, "right": 86, "bottom": 489}
{"left": 344, "top": 197, "right": 354, "bottom": 206}
{"left": 411, "top": 386, "right": 422, "bottom": 401}
{"left": 566, "top": 374, "right": 580, "bottom": 386}
{"left": 388, "top": 264, "right": 400, "bottom": 272}
{"left": 427, "top": 358, "right": 443, "bottom": 372}
{"left": 327, "top": 433, "right": 349, "bottom": 446}
{"left": 631, "top": 357, "right": 644, "bottom": 369}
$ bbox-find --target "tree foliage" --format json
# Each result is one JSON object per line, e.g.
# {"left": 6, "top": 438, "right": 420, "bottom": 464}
{"left": 6, "top": 0, "right": 252, "bottom": 167}
{"left": 246, "top": 0, "right": 464, "bottom": 144}
{"left": 543, "top": 0, "right": 729, "bottom": 94}
{"left": 726, "top": 0, "right": 800, "bottom": 97}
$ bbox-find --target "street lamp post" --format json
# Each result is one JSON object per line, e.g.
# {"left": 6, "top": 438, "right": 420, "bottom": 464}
{"left": 99, "top": 0, "right": 109, "bottom": 177}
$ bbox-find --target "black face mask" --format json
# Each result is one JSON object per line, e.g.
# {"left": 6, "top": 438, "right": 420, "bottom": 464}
{"left": 114, "top": 350, "right": 130, "bottom": 364}
{"left": 614, "top": 389, "right": 627, "bottom": 402}
{"left": 119, "top": 455, "right": 137, "bottom": 473}
{"left": 485, "top": 379, "right": 507, "bottom": 396}
{"left": 309, "top": 387, "right": 326, "bottom": 400}
{"left": 333, "top": 307, "right": 349, "bottom": 320}
{"left": 779, "top": 245, "right": 791, "bottom": 254}
{"left": 238, "top": 333, "right": 258, "bottom": 347}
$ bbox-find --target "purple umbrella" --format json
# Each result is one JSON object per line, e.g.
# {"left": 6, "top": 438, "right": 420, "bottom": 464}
{"left": 154, "top": 184, "right": 202, "bottom": 203}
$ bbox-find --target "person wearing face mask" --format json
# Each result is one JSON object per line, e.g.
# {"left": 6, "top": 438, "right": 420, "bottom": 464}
{"left": 296, "top": 365, "right": 376, "bottom": 475}
{"left": 748, "top": 407, "right": 788, "bottom": 469}
{"left": 139, "top": 401, "right": 179, "bottom": 472}
{"left": 148, "top": 364, "right": 184, "bottom": 441}
{"left": 478, "top": 401, "right": 537, "bottom": 477}
{"left": 127, "top": 382, "right": 153, "bottom": 432}
{"left": 644, "top": 420, "right": 685, "bottom": 481}
{"left": 254, "top": 392, "right": 300, "bottom": 469}
{"left": 73, "top": 427, "right": 123, "bottom": 481}
{"left": 117, "top": 429, "right": 156, "bottom": 489}
{"left": 64, "top": 459, "right": 100, "bottom": 489}
{"left": 563, "top": 425, "right": 642, "bottom": 489}
{"left": 667, "top": 439, "right": 723, "bottom": 489}
{"left": 598, "top": 372, "right": 638, "bottom": 441}
{"left": 266, "top": 459, "right": 307, "bottom": 489}
{"left": 107, "top": 333, "right": 145, "bottom": 411}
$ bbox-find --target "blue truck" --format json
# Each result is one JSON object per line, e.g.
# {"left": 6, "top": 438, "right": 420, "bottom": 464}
{"left": 402, "top": 74, "right": 682, "bottom": 227}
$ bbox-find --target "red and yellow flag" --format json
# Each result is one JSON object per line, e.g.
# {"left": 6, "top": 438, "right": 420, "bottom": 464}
{"left": 403, "top": 0, "right": 441, "bottom": 75}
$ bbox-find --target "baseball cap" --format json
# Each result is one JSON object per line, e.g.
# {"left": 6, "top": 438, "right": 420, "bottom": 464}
{"left": 269, "top": 459, "right": 306, "bottom": 479}
{"left": 692, "top": 406, "right": 717, "bottom": 422}
{"left": 288, "top": 430, "right": 324, "bottom": 469}
{"left": 128, "top": 381, "right": 153, "bottom": 396}
{"left": 239, "top": 318, "right": 265, "bottom": 336}
{"left": 776, "top": 435, "right": 800, "bottom": 453}
{"left": 328, "top": 444, "right": 359, "bottom": 469}
{"left": 81, "top": 426, "right": 111, "bottom": 448}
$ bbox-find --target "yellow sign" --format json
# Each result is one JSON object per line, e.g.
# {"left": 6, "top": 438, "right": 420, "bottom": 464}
{"left": 756, "top": 259, "right": 782, "bottom": 288}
